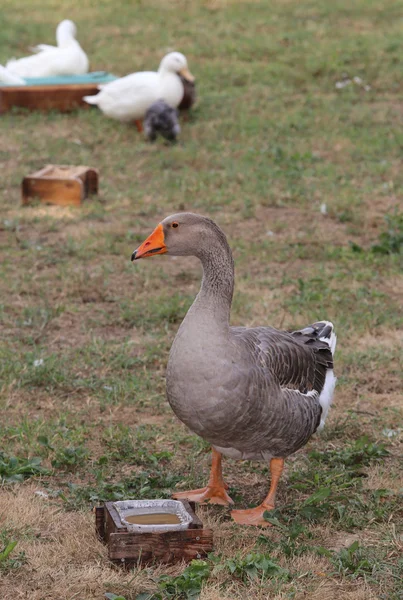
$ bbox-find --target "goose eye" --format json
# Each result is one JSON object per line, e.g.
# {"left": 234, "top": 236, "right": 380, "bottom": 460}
{"left": 172, "top": 222, "right": 179, "bottom": 229}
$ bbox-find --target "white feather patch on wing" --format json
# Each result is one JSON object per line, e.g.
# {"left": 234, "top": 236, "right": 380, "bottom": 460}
{"left": 282, "top": 389, "right": 318, "bottom": 399}
{"left": 317, "top": 369, "right": 337, "bottom": 431}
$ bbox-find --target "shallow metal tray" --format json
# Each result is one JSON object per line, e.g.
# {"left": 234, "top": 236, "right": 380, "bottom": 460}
{"left": 113, "top": 499, "right": 193, "bottom": 533}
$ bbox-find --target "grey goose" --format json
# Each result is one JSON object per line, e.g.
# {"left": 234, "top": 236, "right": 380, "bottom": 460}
{"left": 131, "top": 213, "right": 337, "bottom": 526}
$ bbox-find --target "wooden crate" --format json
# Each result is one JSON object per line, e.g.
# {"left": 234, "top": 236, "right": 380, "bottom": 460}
{"left": 0, "top": 83, "right": 100, "bottom": 114}
{"left": 22, "top": 164, "right": 98, "bottom": 206}
{"left": 96, "top": 501, "right": 214, "bottom": 567}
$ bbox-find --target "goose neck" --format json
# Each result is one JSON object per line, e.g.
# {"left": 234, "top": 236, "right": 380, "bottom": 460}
{"left": 191, "top": 242, "right": 234, "bottom": 328}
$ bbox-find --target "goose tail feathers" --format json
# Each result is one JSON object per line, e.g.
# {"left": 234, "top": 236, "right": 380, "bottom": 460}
{"left": 314, "top": 320, "right": 337, "bottom": 356}
{"left": 291, "top": 320, "right": 337, "bottom": 431}
{"left": 296, "top": 320, "right": 337, "bottom": 356}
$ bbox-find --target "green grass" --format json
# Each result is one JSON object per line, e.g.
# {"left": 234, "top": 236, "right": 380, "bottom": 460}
{"left": 0, "top": 537, "right": 27, "bottom": 575}
{"left": 0, "top": 1, "right": 402, "bottom": 599}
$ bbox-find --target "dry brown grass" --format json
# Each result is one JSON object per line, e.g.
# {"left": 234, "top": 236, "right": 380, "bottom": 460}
{"left": 0, "top": 485, "right": 144, "bottom": 599}
{"left": 1, "top": 485, "right": 393, "bottom": 600}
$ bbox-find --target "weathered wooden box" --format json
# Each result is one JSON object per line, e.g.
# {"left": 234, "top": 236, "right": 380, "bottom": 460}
{"left": 22, "top": 164, "right": 98, "bottom": 206}
{"left": 0, "top": 72, "right": 116, "bottom": 114}
{"left": 0, "top": 82, "right": 100, "bottom": 113}
{"left": 96, "top": 500, "right": 214, "bottom": 567}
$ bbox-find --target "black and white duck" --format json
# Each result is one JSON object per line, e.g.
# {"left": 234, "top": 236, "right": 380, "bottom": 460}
{"left": 144, "top": 100, "right": 180, "bottom": 142}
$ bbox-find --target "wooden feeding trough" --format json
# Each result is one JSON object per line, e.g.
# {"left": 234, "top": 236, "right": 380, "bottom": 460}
{"left": 96, "top": 500, "right": 214, "bottom": 567}
{"left": 22, "top": 164, "right": 98, "bottom": 206}
{"left": 0, "top": 72, "right": 117, "bottom": 114}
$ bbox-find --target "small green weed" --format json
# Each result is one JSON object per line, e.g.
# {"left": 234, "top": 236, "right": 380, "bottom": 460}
{"left": 0, "top": 452, "right": 48, "bottom": 483}
{"left": 330, "top": 540, "right": 380, "bottom": 580}
{"left": 325, "top": 541, "right": 403, "bottom": 597}
{"left": 259, "top": 517, "right": 314, "bottom": 557}
{"left": 371, "top": 210, "right": 403, "bottom": 255}
{"left": 136, "top": 560, "right": 211, "bottom": 600}
{"left": 350, "top": 210, "right": 403, "bottom": 255}
{"left": 0, "top": 540, "right": 17, "bottom": 564}
{"left": 158, "top": 560, "right": 211, "bottom": 599}
{"left": 264, "top": 488, "right": 345, "bottom": 528}
{"left": 59, "top": 469, "right": 182, "bottom": 510}
{"left": 102, "top": 424, "right": 172, "bottom": 467}
{"left": 308, "top": 436, "right": 390, "bottom": 468}
{"left": 289, "top": 436, "right": 390, "bottom": 500}
{"left": 315, "top": 540, "right": 403, "bottom": 593}
{"left": 51, "top": 445, "right": 89, "bottom": 470}
{"left": 0, "top": 538, "right": 27, "bottom": 573}
{"left": 219, "top": 552, "right": 288, "bottom": 584}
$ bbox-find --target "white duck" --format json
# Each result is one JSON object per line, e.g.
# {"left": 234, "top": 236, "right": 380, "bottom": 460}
{"left": 0, "top": 20, "right": 89, "bottom": 83}
{"left": 83, "top": 52, "right": 194, "bottom": 131}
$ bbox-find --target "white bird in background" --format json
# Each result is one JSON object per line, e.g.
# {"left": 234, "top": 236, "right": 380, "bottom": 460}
{"left": 28, "top": 19, "right": 79, "bottom": 54}
{"left": 0, "top": 65, "right": 25, "bottom": 85}
{"left": 0, "top": 20, "right": 89, "bottom": 84}
{"left": 83, "top": 52, "right": 194, "bottom": 132}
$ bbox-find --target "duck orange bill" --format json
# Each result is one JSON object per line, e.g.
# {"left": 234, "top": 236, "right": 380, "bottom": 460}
{"left": 179, "top": 67, "right": 195, "bottom": 83}
{"left": 131, "top": 223, "right": 167, "bottom": 261}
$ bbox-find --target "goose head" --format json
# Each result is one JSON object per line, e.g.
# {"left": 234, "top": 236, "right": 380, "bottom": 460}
{"left": 158, "top": 52, "right": 195, "bottom": 83}
{"left": 131, "top": 213, "right": 225, "bottom": 260}
{"left": 56, "top": 20, "right": 77, "bottom": 46}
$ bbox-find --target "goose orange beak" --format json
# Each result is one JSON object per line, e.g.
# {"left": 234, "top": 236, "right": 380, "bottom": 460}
{"left": 179, "top": 67, "right": 195, "bottom": 83}
{"left": 131, "top": 223, "right": 167, "bottom": 261}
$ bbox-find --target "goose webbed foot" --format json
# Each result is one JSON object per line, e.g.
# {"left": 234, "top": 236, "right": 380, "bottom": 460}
{"left": 231, "top": 457, "right": 284, "bottom": 527}
{"left": 231, "top": 503, "right": 273, "bottom": 527}
{"left": 172, "top": 447, "right": 234, "bottom": 505}
{"left": 173, "top": 485, "right": 234, "bottom": 506}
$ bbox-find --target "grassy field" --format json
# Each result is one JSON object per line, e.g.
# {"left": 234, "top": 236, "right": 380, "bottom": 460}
{"left": 0, "top": 1, "right": 402, "bottom": 598}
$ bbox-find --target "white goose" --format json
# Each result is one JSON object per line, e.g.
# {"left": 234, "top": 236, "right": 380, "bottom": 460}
{"left": 0, "top": 20, "right": 89, "bottom": 83}
{"left": 131, "top": 213, "right": 337, "bottom": 527}
{"left": 83, "top": 52, "right": 194, "bottom": 131}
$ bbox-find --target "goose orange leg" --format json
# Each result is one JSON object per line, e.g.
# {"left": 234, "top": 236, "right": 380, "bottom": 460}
{"left": 134, "top": 119, "right": 143, "bottom": 133}
{"left": 172, "top": 448, "right": 234, "bottom": 505}
{"left": 231, "top": 457, "right": 284, "bottom": 526}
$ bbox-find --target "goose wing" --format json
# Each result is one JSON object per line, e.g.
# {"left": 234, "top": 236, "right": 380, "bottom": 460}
{"left": 231, "top": 321, "right": 334, "bottom": 397}
{"left": 205, "top": 322, "right": 336, "bottom": 457}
